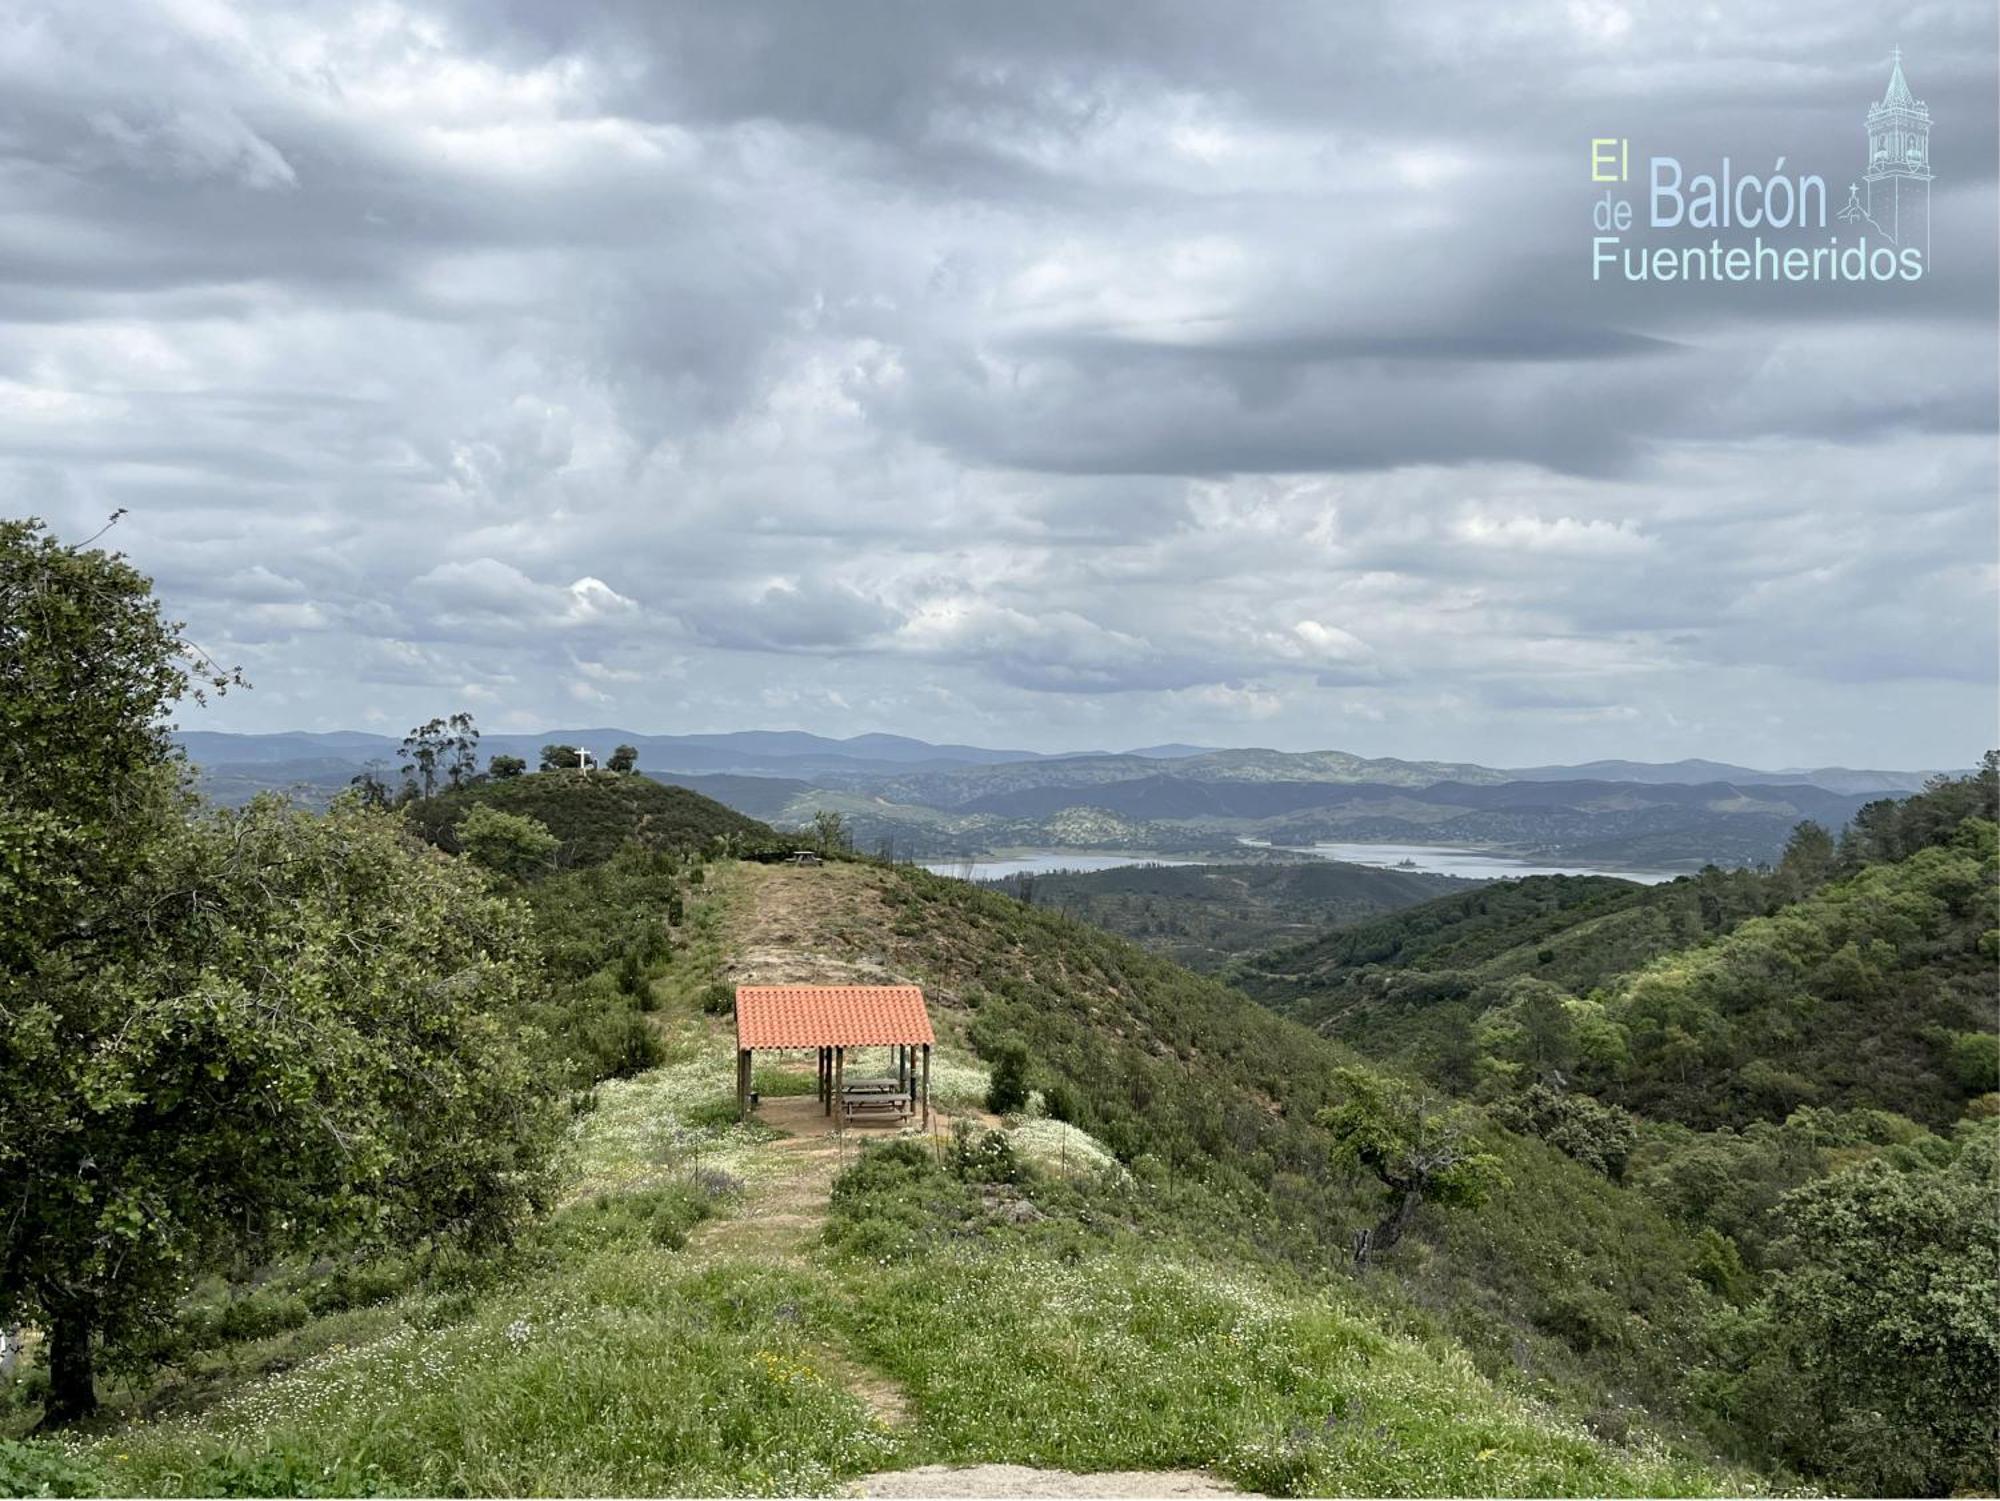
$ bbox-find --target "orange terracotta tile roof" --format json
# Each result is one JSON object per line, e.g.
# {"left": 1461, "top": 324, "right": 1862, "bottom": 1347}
{"left": 735, "top": 985, "right": 935, "bottom": 1050}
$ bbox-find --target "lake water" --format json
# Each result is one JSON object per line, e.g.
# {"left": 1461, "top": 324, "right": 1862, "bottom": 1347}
{"left": 922, "top": 853, "right": 1200, "bottom": 880}
{"left": 1278, "top": 841, "right": 1681, "bottom": 885}
{"left": 922, "top": 845, "right": 1682, "bottom": 885}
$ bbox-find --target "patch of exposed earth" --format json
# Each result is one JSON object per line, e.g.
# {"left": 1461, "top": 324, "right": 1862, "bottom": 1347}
{"left": 846, "top": 1463, "right": 1264, "bottom": 1498}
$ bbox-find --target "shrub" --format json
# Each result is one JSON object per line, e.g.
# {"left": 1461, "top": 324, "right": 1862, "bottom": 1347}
{"left": 1041, "top": 1078, "right": 1081, "bottom": 1124}
{"left": 949, "top": 1121, "right": 1024, "bottom": 1185}
{"left": 0, "top": 1438, "right": 108, "bottom": 1498}
{"left": 984, "top": 1040, "right": 1031, "bottom": 1114}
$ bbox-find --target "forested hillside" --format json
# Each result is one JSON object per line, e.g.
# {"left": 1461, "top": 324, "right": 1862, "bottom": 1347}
{"left": 983, "top": 859, "right": 1472, "bottom": 970}
{"left": 850, "top": 857, "right": 1999, "bottom": 1494}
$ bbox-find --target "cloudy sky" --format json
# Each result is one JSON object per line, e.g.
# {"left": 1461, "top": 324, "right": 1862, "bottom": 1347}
{"left": 3, "top": 1, "right": 1994, "bottom": 768}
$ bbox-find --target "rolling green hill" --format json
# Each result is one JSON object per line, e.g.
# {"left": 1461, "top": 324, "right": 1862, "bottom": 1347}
{"left": 987, "top": 859, "right": 1474, "bottom": 970}
{"left": 1230, "top": 764, "right": 1998, "bottom": 1135}
{"left": 406, "top": 770, "right": 777, "bottom": 867}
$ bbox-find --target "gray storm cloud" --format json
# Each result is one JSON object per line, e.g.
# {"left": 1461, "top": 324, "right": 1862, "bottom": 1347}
{"left": 0, "top": 0, "right": 1992, "bottom": 766}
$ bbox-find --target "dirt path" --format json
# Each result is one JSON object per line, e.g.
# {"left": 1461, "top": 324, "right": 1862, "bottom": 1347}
{"left": 721, "top": 861, "right": 911, "bottom": 989}
{"left": 847, "top": 1464, "right": 1264, "bottom": 1498}
{"left": 694, "top": 863, "right": 1257, "bottom": 1497}
{"left": 688, "top": 1095, "right": 916, "bottom": 1260}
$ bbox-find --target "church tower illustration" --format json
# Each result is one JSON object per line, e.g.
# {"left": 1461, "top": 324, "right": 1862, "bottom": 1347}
{"left": 1859, "top": 49, "right": 1931, "bottom": 256}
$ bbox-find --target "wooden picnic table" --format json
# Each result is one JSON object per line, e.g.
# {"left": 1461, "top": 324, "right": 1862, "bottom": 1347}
{"left": 840, "top": 1081, "right": 913, "bottom": 1120}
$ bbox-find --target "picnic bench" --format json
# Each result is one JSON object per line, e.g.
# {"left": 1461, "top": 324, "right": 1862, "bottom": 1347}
{"left": 840, "top": 1076, "right": 913, "bottom": 1123}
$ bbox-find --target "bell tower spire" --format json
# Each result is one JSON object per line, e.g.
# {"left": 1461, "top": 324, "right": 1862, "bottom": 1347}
{"left": 1863, "top": 47, "right": 1931, "bottom": 255}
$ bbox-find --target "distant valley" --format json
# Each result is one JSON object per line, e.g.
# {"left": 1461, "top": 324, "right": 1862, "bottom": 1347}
{"left": 176, "top": 726, "right": 1955, "bottom": 873}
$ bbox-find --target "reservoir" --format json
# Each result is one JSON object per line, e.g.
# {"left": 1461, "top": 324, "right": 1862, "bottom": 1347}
{"left": 922, "top": 844, "right": 1685, "bottom": 885}
{"left": 1281, "top": 841, "right": 1682, "bottom": 885}
{"left": 922, "top": 853, "right": 1200, "bottom": 880}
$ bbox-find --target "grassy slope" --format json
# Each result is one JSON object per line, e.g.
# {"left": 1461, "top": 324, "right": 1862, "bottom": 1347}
{"left": 862, "top": 867, "right": 1752, "bottom": 1447}
{"left": 29, "top": 861, "right": 1752, "bottom": 1498}
{"left": 408, "top": 769, "right": 777, "bottom": 866}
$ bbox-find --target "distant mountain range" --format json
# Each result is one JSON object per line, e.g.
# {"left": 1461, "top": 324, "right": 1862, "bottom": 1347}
{"left": 1508, "top": 758, "right": 1937, "bottom": 796}
{"left": 173, "top": 727, "right": 1962, "bottom": 871}
{"left": 176, "top": 727, "right": 1949, "bottom": 792}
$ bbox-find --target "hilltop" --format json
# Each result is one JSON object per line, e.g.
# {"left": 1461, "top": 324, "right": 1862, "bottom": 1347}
{"left": 404, "top": 769, "right": 777, "bottom": 867}
{"left": 9, "top": 835, "right": 1991, "bottom": 1495}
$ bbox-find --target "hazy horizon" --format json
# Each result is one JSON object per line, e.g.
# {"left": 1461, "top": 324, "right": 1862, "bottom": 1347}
{"left": 171, "top": 720, "right": 1975, "bottom": 774}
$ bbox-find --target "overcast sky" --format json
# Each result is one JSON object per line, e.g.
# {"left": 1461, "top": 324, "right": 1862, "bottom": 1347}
{"left": 3, "top": 1, "right": 1994, "bottom": 768}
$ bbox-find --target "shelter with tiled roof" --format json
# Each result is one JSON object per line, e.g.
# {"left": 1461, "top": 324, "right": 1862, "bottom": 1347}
{"left": 734, "top": 984, "right": 934, "bottom": 1128}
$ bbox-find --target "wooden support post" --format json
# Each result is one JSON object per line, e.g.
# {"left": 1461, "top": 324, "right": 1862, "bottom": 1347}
{"left": 921, "top": 1043, "right": 931, "bottom": 1129}
{"left": 737, "top": 1049, "right": 750, "bottom": 1122}
{"left": 834, "top": 1046, "right": 845, "bottom": 1133}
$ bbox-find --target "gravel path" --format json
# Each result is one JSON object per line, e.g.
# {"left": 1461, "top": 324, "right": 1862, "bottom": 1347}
{"left": 847, "top": 1464, "right": 1263, "bottom": 1498}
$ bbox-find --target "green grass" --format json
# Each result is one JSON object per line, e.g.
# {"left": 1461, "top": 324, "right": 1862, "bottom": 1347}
{"left": 68, "top": 1242, "right": 894, "bottom": 1497}
{"left": 816, "top": 1143, "right": 1753, "bottom": 1498}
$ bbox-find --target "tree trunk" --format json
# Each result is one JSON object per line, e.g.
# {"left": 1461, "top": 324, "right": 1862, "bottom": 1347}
{"left": 1354, "top": 1187, "right": 1425, "bottom": 1266}
{"left": 38, "top": 1308, "right": 98, "bottom": 1427}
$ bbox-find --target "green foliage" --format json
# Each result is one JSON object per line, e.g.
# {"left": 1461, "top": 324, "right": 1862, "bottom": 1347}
{"left": 2, "top": 795, "right": 563, "bottom": 1422}
{"left": 1704, "top": 1128, "right": 2000, "bottom": 1494}
{"left": 454, "top": 803, "right": 559, "bottom": 881}
{"left": 1627, "top": 1106, "right": 1948, "bottom": 1268}
{"left": 1002, "top": 860, "right": 1465, "bottom": 971}
{"left": 1495, "top": 1087, "right": 1638, "bottom": 1180}
{"left": 511, "top": 844, "right": 691, "bottom": 1088}
{"left": 396, "top": 713, "right": 478, "bottom": 800}
{"left": 0, "top": 514, "right": 224, "bottom": 974}
{"left": 1320, "top": 1069, "right": 1505, "bottom": 1260}
{"left": 486, "top": 754, "right": 526, "bottom": 780}
{"left": 1947, "top": 1029, "right": 1999, "bottom": 1094}
{"left": 882, "top": 864, "right": 1742, "bottom": 1445}
{"left": 822, "top": 1147, "right": 1744, "bottom": 1497}
{"left": 606, "top": 744, "right": 638, "bottom": 774}
{"left": 1241, "top": 873, "right": 1680, "bottom": 1010}
{"left": 408, "top": 770, "right": 776, "bottom": 869}
{"left": 1605, "top": 819, "right": 1997, "bottom": 1129}
{"left": 948, "top": 1121, "right": 1025, "bottom": 1184}
{"left": 538, "top": 743, "right": 582, "bottom": 772}
{"left": 1840, "top": 751, "right": 1999, "bottom": 867}
{"left": 984, "top": 1039, "right": 1032, "bottom": 1114}
{"left": 0, "top": 1438, "right": 108, "bottom": 1498}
